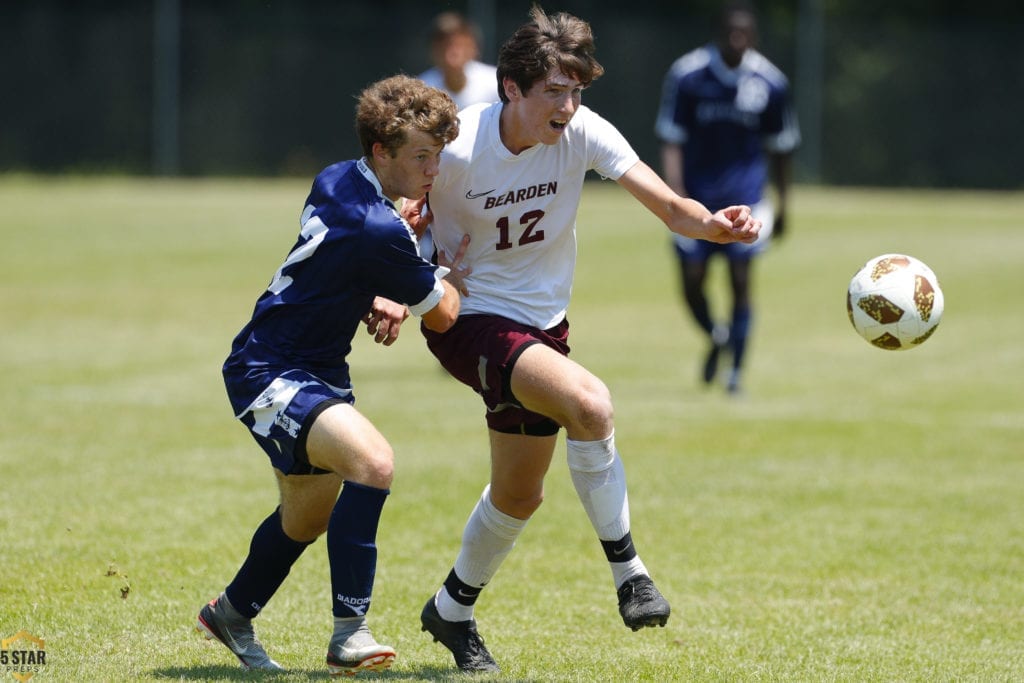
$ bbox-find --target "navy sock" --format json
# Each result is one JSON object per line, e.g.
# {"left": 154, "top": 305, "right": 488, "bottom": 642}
{"left": 328, "top": 481, "right": 389, "bottom": 618}
{"left": 225, "top": 507, "right": 312, "bottom": 619}
{"left": 730, "top": 306, "right": 752, "bottom": 369}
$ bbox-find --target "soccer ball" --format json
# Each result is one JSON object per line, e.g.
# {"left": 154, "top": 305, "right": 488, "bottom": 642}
{"left": 846, "top": 253, "right": 944, "bottom": 350}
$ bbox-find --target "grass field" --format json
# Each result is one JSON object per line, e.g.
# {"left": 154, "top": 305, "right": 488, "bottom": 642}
{"left": 1, "top": 175, "right": 1022, "bottom": 681}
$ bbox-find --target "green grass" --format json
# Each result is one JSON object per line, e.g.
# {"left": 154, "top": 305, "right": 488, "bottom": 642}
{"left": 1, "top": 175, "right": 1022, "bottom": 681}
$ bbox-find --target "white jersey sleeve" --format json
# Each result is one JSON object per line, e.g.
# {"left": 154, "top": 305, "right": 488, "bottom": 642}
{"left": 429, "top": 103, "right": 638, "bottom": 329}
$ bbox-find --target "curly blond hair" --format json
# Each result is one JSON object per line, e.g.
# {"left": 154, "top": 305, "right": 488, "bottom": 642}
{"left": 355, "top": 75, "right": 460, "bottom": 157}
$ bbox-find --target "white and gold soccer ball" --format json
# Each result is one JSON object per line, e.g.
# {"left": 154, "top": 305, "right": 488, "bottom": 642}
{"left": 846, "top": 253, "right": 944, "bottom": 350}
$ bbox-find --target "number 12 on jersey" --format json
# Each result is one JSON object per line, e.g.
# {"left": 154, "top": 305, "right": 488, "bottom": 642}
{"left": 495, "top": 210, "right": 546, "bottom": 250}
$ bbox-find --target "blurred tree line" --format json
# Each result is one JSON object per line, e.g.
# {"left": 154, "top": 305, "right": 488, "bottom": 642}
{"left": 1, "top": 0, "right": 1021, "bottom": 189}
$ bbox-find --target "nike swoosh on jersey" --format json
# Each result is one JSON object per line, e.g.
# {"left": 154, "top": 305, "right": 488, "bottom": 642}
{"left": 465, "top": 188, "right": 496, "bottom": 199}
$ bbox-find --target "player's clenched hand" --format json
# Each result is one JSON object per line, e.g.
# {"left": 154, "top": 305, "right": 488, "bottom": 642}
{"left": 362, "top": 296, "right": 410, "bottom": 346}
{"left": 400, "top": 196, "right": 432, "bottom": 239}
{"left": 706, "top": 205, "right": 761, "bottom": 244}
{"left": 439, "top": 234, "right": 472, "bottom": 297}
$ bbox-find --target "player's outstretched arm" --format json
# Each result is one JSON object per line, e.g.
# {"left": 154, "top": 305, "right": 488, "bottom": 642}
{"left": 713, "top": 205, "right": 760, "bottom": 244}
{"left": 616, "top": 160, "right": 761, "bottom": 244}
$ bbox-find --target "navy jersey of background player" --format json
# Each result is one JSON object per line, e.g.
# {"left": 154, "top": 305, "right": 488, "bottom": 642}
{"left": 656, "top": 44, "right": 799, "bottom": 210}
{"left": 223, "top": 158, "right": 439, "bottom": 414}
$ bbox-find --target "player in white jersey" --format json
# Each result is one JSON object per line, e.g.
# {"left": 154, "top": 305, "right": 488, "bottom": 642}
{"left": 392, "top": 7, "right": 760, "bottom": 673}
{"left": 426, "top": 101, "right": 637, "bottom": 329}
{"left": 418, "top": 11, "right": 498, "bottom": 111}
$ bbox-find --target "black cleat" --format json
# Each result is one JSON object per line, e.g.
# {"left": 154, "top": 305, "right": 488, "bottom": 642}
{"left": 420, "top": 597, "right": 500, "bottom": 673}
{"left": 617, "top": 575, "right": 671, "bottom": 631}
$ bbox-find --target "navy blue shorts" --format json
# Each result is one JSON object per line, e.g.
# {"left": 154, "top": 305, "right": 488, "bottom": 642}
{"left": 672, "top": 198, "right": 774, "bottom": 262}
{"left": 421, "top": 314, "right": 570, "bottom": 436}
{"left": 226, "top": 368, "right": 353, "bottom": 475}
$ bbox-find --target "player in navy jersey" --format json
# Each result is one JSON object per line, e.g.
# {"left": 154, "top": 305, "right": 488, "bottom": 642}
{"left": 655, "top": 0, "right": 800, "bottom": 393}
{"left": 195, "top": 75, "right": 465, "bottom": 675}
{"left": 394, "top": 7, "right": 761, "bottom": 674}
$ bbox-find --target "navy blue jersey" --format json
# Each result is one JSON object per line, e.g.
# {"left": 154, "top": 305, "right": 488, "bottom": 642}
{"left": 655, "top": 45, "right": 800, "bottom": 210}
{"left": 223, "top": 158, "right": 445, "bottom": 414}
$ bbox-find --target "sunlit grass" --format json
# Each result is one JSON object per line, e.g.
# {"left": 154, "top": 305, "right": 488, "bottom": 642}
{"left": 1, "top": 177, "right": 1022, "bottom": 681}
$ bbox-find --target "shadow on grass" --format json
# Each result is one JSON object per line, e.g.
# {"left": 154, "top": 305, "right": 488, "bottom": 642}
{"left": 151, "top": 664, "right": 531, "bottom": 681}
{"left": 150, "top": 665, "right": 288, "bottom": 681}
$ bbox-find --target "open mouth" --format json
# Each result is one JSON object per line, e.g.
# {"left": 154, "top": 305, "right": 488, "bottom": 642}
{"left": 550, "top": 119, "right": 568, "bottom": 131}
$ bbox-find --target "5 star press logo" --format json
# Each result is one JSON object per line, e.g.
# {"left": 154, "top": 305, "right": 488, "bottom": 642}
{"left": 1, "top": 631, "right": 47, "bottom": 682}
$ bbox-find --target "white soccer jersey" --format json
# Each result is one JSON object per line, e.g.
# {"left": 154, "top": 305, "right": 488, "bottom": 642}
{"left": 429, "top": 102, "right": 639, "bottom": 329}
{"left": 418, "top": 60, "right": 499, "bottom": 110}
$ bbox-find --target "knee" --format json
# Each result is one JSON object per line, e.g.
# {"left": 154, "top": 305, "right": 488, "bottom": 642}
{"left": 280, "top": 507, "right": 331, "bottom": 542}
{"left": 316, "top": 445, "right": 394, "bottom": 489}
{"left": 491, "top": 487, "right": 544, "bottom": 520}
{"left": 570, "top": 380, "right": 614, "bottom": 438}
{"left": 355, "top": 448, "right": 394, "bottom": 490}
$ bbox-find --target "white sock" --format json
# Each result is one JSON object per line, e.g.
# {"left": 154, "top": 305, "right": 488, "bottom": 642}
{"left": 567, "top": 432, "right": 629, "bottom": 540}
{"left": 567, "top": 432, "right": 648, "bottom": 587}
{"left": 610, "top": 555, "right": 648, "bottom": 589}
{"left": 436, "top": 485, "right": 527, "bottom": 622}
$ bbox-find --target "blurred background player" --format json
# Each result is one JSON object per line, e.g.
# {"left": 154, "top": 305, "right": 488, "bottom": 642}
{"left": 655, "top": 0, "right": 800, "bottom": 394}
{"left": 417, "top": 11, "right": 499, "bottom": 261}
{"left": 418, "top": 11, "right": 498, "bottom": 111}
{"left": 195, "top": 75, "right": 462, "bottom": 676}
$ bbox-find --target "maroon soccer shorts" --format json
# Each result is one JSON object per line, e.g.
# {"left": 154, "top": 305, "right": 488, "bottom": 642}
{"left": 422, "top": 314, "right": 570, "bottom": 436}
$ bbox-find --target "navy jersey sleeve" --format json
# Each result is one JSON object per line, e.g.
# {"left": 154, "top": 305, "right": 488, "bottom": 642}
{"left": 760, "top": 80, "right": 801, "bottom": 153}
{"left": 356, "top": 203, "right": 446, "bottom": 315}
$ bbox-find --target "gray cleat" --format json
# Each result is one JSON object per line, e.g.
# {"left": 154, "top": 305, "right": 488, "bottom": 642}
{"left": 326, "top": 620, "right": 396, "bottom": 676}
{"left": 196, "top": 593, "right": 283, "bottom": 671}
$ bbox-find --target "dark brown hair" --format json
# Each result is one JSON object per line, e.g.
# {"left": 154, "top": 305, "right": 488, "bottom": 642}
{"left": 496, "top": 5, "right": 604, "bottom": 104}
